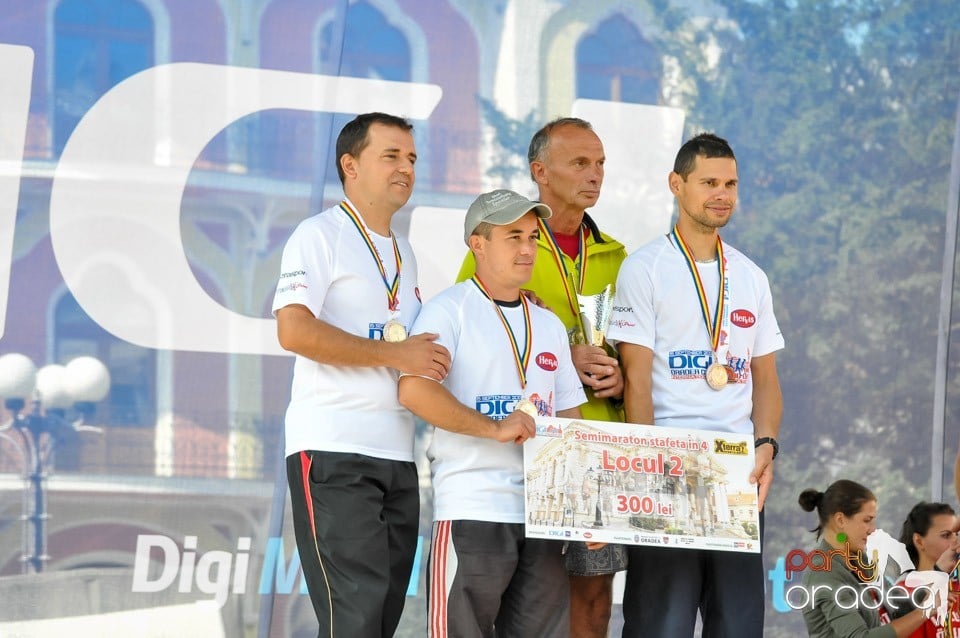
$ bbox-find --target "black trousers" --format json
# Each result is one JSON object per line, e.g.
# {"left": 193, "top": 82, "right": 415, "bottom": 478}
{"left": 621, "top": 511, "right": 766, "bottom": 638}
{"left": 287, "top": 451, "right": 420, "bottom": 638}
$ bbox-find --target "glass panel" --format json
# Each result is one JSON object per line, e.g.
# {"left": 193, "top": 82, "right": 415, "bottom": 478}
{"left": 576, "top": 14, "right": 659, "bottom": 104}
{"left": 53, "top": 0, "right": 154, "bottom": 153}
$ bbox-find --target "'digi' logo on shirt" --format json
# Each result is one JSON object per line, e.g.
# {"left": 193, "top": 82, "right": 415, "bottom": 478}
{"left": 668, "top": 349, "right": 713, "bottom": 380}
{"left": 476, "top": 394, "right": 522, "bottom": 421}
{"left": 668, "top": 349, "right": 751, "bottom": 383}
{"left": 476, "top": 392, "right": 553, "bottom": 420}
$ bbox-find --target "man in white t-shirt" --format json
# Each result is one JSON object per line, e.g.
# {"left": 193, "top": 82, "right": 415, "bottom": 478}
{"left": 398, "top": 189, "right": 587, "bottom": 637}
{"left": 272, "top": 112, "right": 451, "bottom": 638}
{"left": 457, "top": 120, "right": 628, "bottom": 638}
{"left": 608, "top": 133, "right": 784, "bottom": 638}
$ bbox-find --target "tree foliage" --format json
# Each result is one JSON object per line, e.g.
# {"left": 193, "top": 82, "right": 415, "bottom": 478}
{"left": 478, "top": 96, "right": 541, "bottom": 185}
{"left": 477, "top": 3, "right": 960, "bottom": 634}
{"left": 651, "top": 1, "right": 960, "bottom": 633}
{"left": 649, "top": 0, "right": 960, "bottom": 471}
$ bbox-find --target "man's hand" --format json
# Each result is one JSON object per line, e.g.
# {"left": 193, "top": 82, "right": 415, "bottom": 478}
{"left": 934, "top": 538, "right": 960, "bottom": 573}
{"left": 393, "top": 333, "right": 451, "bottom": 381}
{"left": 571, "top": 344, "right": 623, "bottom": 399}
{"left": 521, "top": 288, "right": 549, "bottom": 310}
{"left": 749, "top": 443, "right": 775, "bottom": 511}
{"left": 494, "top": 411, "right": 536, "bottom": 444}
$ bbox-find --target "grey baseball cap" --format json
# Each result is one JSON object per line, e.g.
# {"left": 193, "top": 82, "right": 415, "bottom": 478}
{"left": 463, "top": 189, "right": 552, "bottom": 244}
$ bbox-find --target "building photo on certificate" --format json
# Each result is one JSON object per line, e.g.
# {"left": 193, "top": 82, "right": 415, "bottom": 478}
{"left": 524, "top": 417, "right": 760, "bottom": 552}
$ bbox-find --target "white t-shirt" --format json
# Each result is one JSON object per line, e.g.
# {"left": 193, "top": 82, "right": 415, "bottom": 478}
{"left": 271, "top": 200, "right": 422, "bottom": 461}
{"left": 608, "top": 235, "right": 784, "bottom": 434}
{"left": 410, "top": 281, "right": 586, "bottom": 523}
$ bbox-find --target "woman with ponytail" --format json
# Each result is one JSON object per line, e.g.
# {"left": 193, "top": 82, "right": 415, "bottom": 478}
{"left": 892, "top": 502, "right": 960, "bottom": 637}
{"left": 798, "top": 480, "right": 930, "bottom": 637}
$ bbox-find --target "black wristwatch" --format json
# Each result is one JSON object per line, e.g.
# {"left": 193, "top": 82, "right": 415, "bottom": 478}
{"left": 755, "top": 437, "right": 779, "bottom": 459}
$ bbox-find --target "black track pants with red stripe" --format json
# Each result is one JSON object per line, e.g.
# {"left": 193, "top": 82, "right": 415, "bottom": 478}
{"left": 287, "top": 451, "right": 419, "bottom": 638}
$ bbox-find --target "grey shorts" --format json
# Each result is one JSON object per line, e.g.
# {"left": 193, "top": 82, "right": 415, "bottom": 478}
{"left": 565, "top": 542, "right": 628, "bottom": 576}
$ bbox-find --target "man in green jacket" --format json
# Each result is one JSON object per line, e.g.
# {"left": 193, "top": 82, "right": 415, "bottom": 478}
{"left": 457, "top": 117, "right": 627, "bottom": 638}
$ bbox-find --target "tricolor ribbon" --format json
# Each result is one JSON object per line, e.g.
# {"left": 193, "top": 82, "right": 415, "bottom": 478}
{"left": 538, "top": 217, "right": 587, "bottom": 318}
{"left": 670, "top": 226, "right": 730, "bottom": 365}
{"left": 470, "top": 275, "right": 532, "bottom": 388}
{"left": 340, "top": 200, "right": 402, "bottom": 312}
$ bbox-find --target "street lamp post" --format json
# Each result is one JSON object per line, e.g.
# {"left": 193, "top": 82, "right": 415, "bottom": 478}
{"left": 592, "top": 465, "right": 613, "bottom": 528}
{"left": 0, "top": 353, "right": 109, "bottom": 573}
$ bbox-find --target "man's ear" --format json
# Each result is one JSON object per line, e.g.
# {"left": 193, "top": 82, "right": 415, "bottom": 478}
{"left": 530, "top": 161, "right": 547, "bottom": 185}
{"left": 668, "top": 171, "right": 682, "bottom": 195}
{"left": 468, "top": 234, "right": 484, "bottom": 259}
{"left": 340, "top": 154, "right": 357, "bottom": 181}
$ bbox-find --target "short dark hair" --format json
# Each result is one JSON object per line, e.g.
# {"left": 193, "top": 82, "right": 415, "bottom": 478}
{"left": 335, "top": 112, "right": 413, "bottom": 184}
{"left": 527, "top": 117, "right": 594, "bottom": 181}
{"left": 898, "top": 502, "right": 956, "bottom": 565}
{"left": 673, "top": 132, "right": 736, "bottom": 179}
{"left": 798, "top": 480, "right": 876, "bottom": 540}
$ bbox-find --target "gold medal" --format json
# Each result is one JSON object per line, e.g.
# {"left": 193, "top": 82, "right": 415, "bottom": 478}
{"left": 340, "top": 201, "right": 407, "bottom": 344}
{"left": 671, "top": 226, "right": 734, "bottom": 392}
{"left": 705, "top": 362, "right": 729, "bottom": 391}
{"left": 382, "top": 319, "right": 407, "bottom": 343}
{"left": 514, "top": 398, "right": 538, "bottom": 417}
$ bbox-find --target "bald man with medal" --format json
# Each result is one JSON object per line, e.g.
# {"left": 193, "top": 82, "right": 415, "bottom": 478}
{"left": 399, "top": 189, "right": 586, "bottom": 638}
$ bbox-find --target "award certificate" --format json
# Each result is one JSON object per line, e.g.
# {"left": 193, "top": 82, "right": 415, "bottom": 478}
{"left": 524, "top": 417, "right": 761, "bottom": 553}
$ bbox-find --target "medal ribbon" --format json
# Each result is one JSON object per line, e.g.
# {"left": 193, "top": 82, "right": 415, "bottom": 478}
{"left": 470, "top": 275, "right": 532, "bottom": 388}
{"left": 670, "top": 226, "right": 730, "bottom": 365}
{"left": 538, "top": 217, "right": 587, "bottom": 318}
{"left": 340, "top": 200, "right": 402, "bottom": 311}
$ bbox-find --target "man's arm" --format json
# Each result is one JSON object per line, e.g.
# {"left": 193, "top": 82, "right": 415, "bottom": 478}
{"left": 749, "top": 352, "right": 782, "bottom": 511}
{"left": 276, "top": 304, "right": 450, "bottom": 381}
{"left": 618, "top": 343, "right": 654, "bottom": 425}
{"left": 397, "top": 376, "right": 535, "bottom": 443}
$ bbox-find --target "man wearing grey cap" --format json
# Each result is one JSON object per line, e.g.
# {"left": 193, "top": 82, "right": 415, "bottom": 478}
{"left": 399, "top": 189, "right": 587, "bottom": 637}
{"left": 458, "top": 118, "right": 627, "bottom": 637}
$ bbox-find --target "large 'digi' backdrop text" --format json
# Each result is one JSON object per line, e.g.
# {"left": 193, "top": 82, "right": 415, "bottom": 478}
{"left": 0, "top": 1, "right": 957, "bottom": 636}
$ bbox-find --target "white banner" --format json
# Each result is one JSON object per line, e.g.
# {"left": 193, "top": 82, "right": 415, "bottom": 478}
{"left": 524, "top": 417, "right": 761, "bottom": 553}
